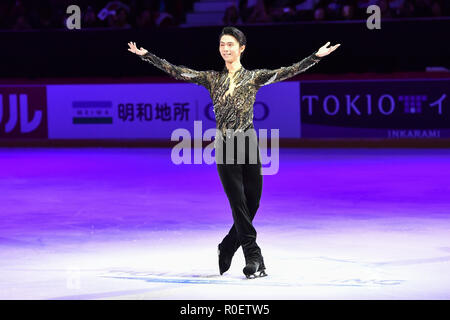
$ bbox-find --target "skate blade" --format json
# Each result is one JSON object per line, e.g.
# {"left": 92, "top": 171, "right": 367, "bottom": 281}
{"left": 245, "top": 270, "right": 268, "bottom": 279}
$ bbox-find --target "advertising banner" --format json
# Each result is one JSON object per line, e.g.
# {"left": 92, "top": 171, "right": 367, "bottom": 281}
{"left": 300, "top": 79, "right": 449, "bottom": 138}
{"left": 3, "top": 79, "right": 448, "bottom": 140}
{"left": 47, "top": 82, "right": 301, "bottom": 139}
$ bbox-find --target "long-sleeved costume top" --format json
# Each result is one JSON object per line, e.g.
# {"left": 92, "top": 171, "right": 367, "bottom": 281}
{"left": 139, "top": 50, "right": 323, "bottom": 138}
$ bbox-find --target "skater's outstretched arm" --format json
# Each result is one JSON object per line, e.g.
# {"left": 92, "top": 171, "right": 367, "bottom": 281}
{"left": 252, "top": 41, "right": 340, "bottom": 87}
{"left": 127, "top": 41, "right": 215, "bottom": 90}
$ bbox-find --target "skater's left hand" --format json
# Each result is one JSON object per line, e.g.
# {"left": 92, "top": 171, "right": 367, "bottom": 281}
{"left": 315, "top": 42, "right": 341, "bottom": 57}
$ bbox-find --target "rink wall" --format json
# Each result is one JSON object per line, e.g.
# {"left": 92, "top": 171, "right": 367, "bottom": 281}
{"left": 0, "top": 73, "right": 449, "bottom": 147}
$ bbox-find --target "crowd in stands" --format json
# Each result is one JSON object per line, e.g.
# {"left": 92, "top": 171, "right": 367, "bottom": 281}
{"left": 0, "top": 0, "right": 448, "bottom": 30}
{"left": 232, "top": 0, "right": 449, "bottom": 23}
{"left": 0, "top": 0, "right": 193, "bottom": 30}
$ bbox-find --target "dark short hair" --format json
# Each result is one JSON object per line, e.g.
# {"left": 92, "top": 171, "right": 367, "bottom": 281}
{"left": 219, "top": 26, "right": 247, "bottom": 57}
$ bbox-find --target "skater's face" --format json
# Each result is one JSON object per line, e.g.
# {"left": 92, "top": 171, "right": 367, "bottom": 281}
{"left": 219, "top": 35, "right": 245, "bottom": 63}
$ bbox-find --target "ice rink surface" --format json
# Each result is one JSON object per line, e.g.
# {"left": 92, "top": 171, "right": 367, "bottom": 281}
{"left": 1, "top": 147, "right": 449, "bottom": 299}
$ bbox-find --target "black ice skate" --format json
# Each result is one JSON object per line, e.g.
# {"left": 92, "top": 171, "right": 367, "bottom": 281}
{"left": 218, "top": 244, "right": 234, "bottom": 275}
{"left": 243, "top": 259, "right": 267, "bottom": 279}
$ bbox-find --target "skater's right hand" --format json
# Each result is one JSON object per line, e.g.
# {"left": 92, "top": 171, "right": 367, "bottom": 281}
{"left": 127, "top": 41, "right": 148, "bottom": 56}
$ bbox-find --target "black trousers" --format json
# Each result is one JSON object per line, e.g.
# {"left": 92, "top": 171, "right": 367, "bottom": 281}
{"left": 215, "top": 127, "right": 265, "bottom": 266}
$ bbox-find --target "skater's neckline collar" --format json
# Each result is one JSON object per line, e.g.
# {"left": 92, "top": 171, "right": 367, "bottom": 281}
{"left": 222, "top": 65, "right": 245, "bottom": 75}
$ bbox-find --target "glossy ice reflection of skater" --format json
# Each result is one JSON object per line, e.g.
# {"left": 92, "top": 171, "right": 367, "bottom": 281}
{"left": 128, "top": 27, "right": 340, "bottom": 279}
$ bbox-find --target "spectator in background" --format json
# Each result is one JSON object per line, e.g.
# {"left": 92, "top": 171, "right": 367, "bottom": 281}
{"left": 106, "top": 12, "right": 117, "bottom": 28}
{"left": 155, "top": 12, "right": 175, "bottom": 27}
{"left": 105, "top": 7, "right": 132, "bottom": 28}
{"left": 151, "top": 0, "right": 181, "bottom": 26}
{"left": 1, "top": 0, "right": 450, "bottom": 30}
{"left": 313, "top": 0, "right": 329, "bottom": 20}
{"left": 357, "top": 0, "right": 379, "bottom": 8}
{"left": 294, "top": 0, "right": 319, "bottom": 21}
{"left": 83, "top": 6, "right": 102, "bottom": 28}
{"left": 223, "top": 5, "right": 243, "bottom": 25}
{"left": 314, "top": 0, "right": 343, "bottom": 20}
{"left": 136, "top": 9, "right": 156, "bottom": 28}
{"left": 246, "top": 0, "right": 273, "bottom": 23}
{"left": 240, "top": 0, "right": 267, "bottom": 22}
{"left": 10, "top": 0, "right": 27, "bottom": 18}
{"left": 341, "top": 3, "right": 356, "bottom": 19}
{"left": 116, "top": 7, "right": 132, "bottom": 28}
{"left": 378, "top": 0, "right": 395, "bottom": 18}
{"left": 98, "top": 1, "right": 130, "bottom": 27}
{"left": 0, "top": 2, "right": 8, "bottom": 29}
{"left": 355, "top": 0, "right": 377, "bottom": 18}
{"left": 162, "top": 0, "right": 185, "bottom": 25}
{"left": 9, "top": 0, "right": 27, "bottom": 29}
{"left": 389, "top": 0, "right": 406, "bottom": 17}
{"left": 13, "top": 15, "right": 32, "bottom": 30}
{"left": 444, "top": 0, "right": 450, "bottom": 16}
{"left": 50, "top": 0, "right": 76, "bottom": 29}
{"left": 267, "top": 0, "right": 299, "bottom": 22}
{"left": 413, "top": 0, "right": 433, "bottom": 17}
{"left": 430, "top": 0, "right": 443, "bottom": 17}
{"left": 313, "top": 0, "right": 360, "bottom": 20}
{"left": 149, "top": 0, "right": 176, "bottom": 27}
{"left": 314, "top": 6, "right": 326, "bottom": 19}
{"left": 37, "top": 4, "right": 56, "bottom": 29}
{"left": 396, "top": 0, "right": 416, "bottom": 17}
{"left": 388, "top": 0, "right": 405, "bottom": 10}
